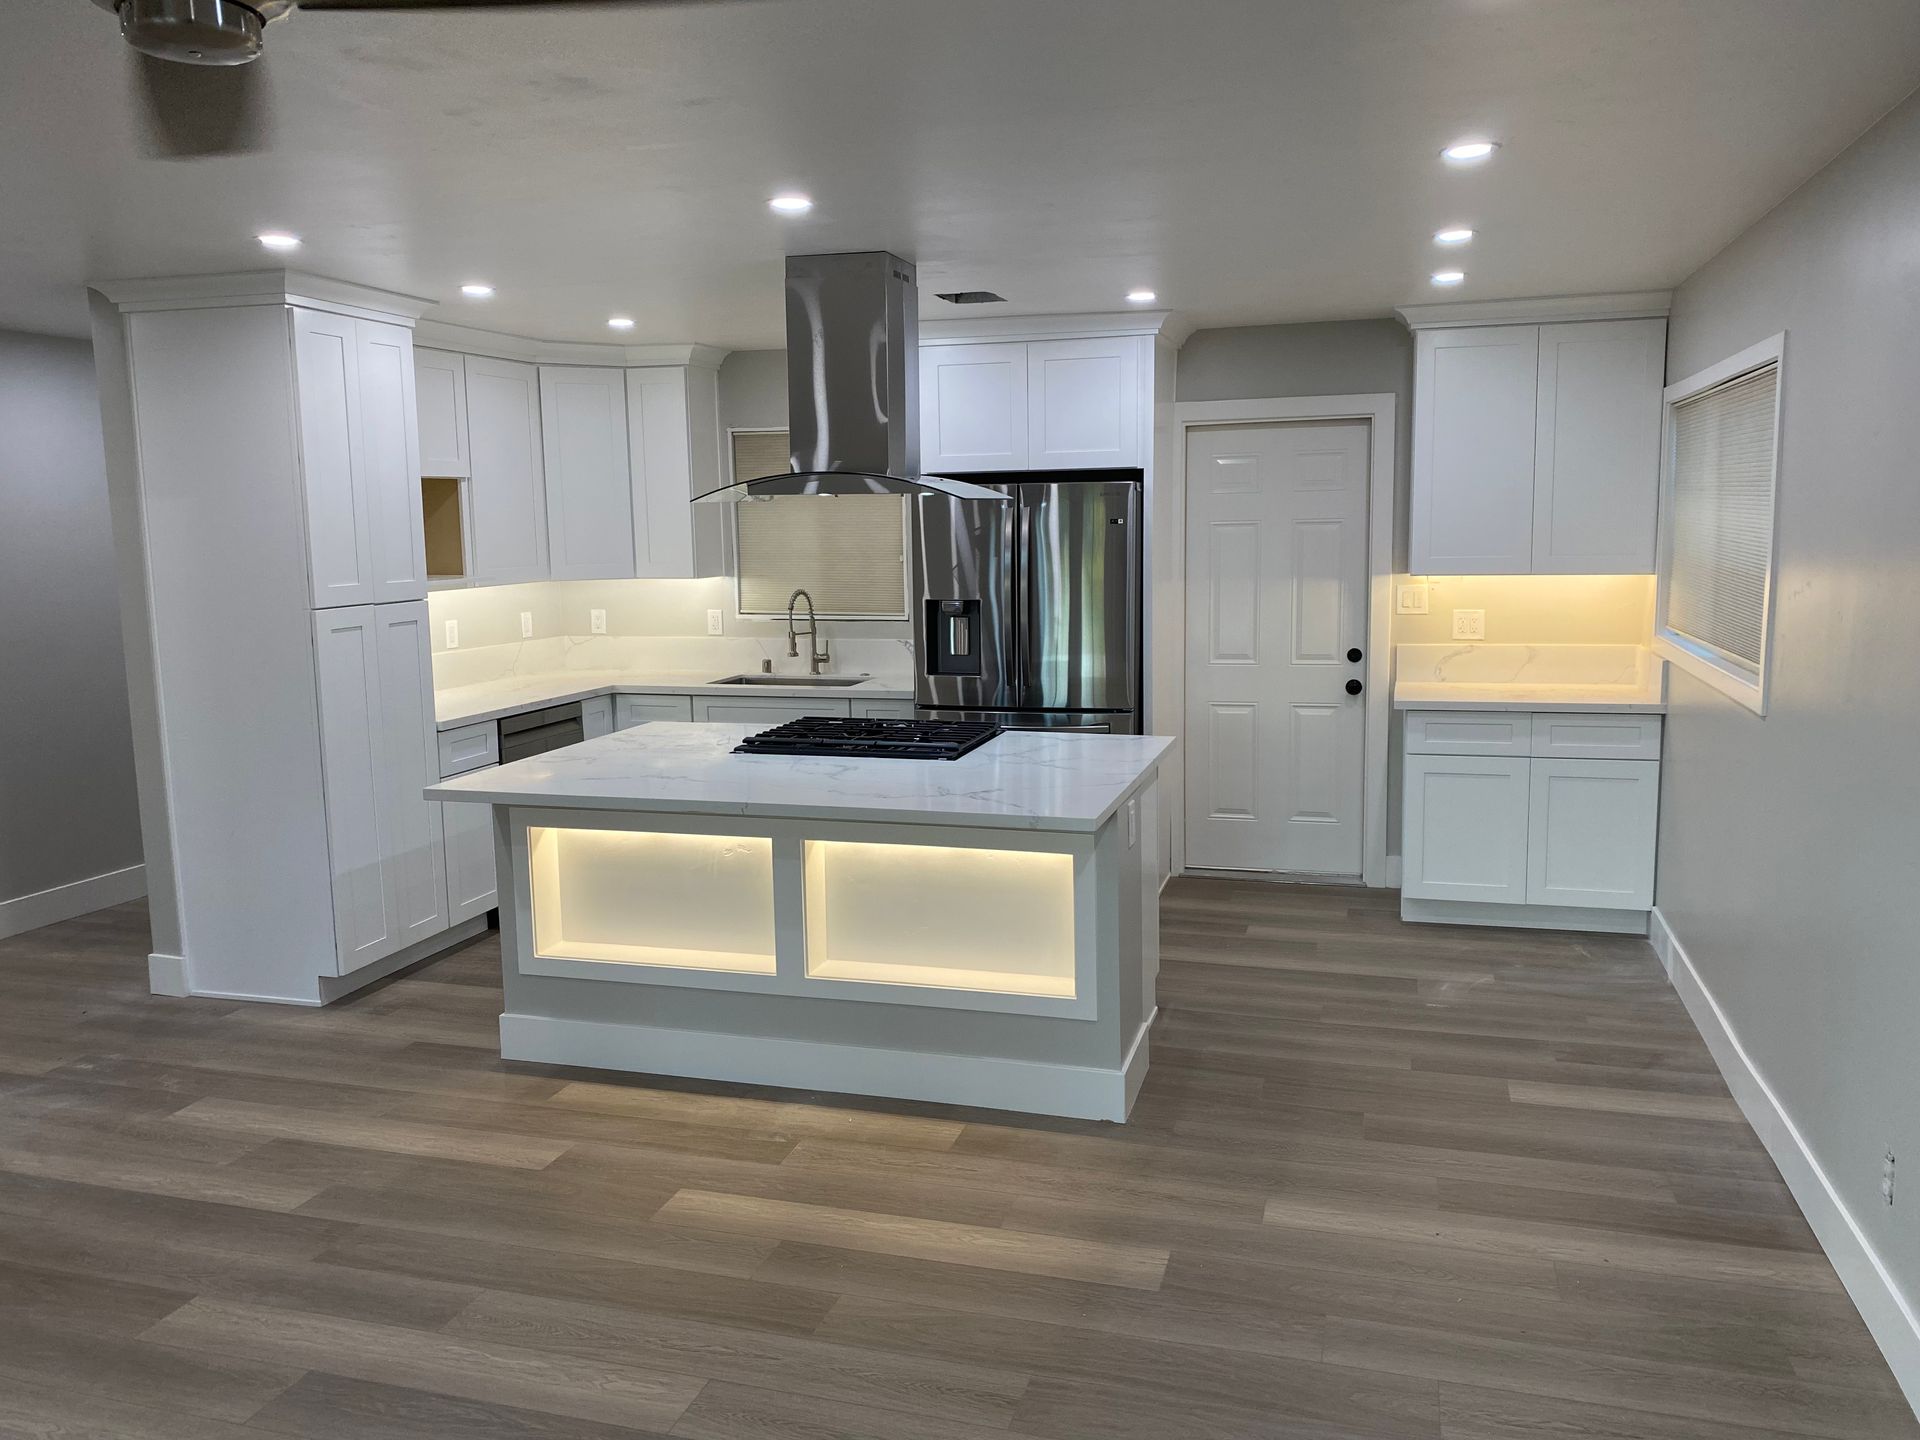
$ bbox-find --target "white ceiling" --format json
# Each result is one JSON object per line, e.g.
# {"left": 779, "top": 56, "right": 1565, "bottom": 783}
{"left": 6, "top": 0, "right": 1920, "bottom": 347}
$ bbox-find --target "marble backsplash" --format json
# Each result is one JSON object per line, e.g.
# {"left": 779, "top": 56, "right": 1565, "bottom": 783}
{"left": 431, "top": 633, "right": 917, "bottom": 691}
{"left": 1394, "top": 643, "right": 1658, "bottom": 687}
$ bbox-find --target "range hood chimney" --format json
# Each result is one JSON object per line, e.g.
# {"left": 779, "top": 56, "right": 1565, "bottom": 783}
{"left": 694, "top": 251, "right": 1006, "bottom": 503}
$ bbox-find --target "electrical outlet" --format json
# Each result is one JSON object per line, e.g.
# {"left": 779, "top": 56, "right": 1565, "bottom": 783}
{"left": 589, "top": 608, "right": 607, "bottom": 635}
{"left": 443, "top": 619, "right": 458, "bottom": 650}
{"left": 1884, "top": 1149, "right": 1897, "bottom": 1206}
{"left": 1452, "top": 608, "right": 1486, "bottom": 640}
{"left": 1396, "top": 583, "right": 1430, "bottom": 616}
{"left": 519, "top": 611, "right": 533, "bottom": 639}
{"left": 706, "top": 608, "right": 724, "bottom": 636}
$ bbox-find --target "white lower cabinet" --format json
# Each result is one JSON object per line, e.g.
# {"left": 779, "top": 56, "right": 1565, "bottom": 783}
{"left": 851, "top": 699, "right": 917, "bottom": 719}
{"left": 690, "top": 697, "right": 853, "bottom": 725}
{"left": 1401, "top": 754, "right": 1532, "bottom": 904}
{"left": 444, "top": 786, "right": 498, "bottom": 925}
{"left": 374, "top": 604, "right": 449, "bottom": 952}
{"left": 614, "top": 693, "right": 695, "bottom": 729}
{"left": 582, "top": 694, "right": 614, "bottom": 738}
{"left": 1402, "top": 709, "right": 1661, "bottom": 926}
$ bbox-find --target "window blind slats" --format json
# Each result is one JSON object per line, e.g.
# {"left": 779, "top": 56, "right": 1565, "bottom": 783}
{"left": 1666, "top": 364, "right": 1778, "bottom": 673}
{"left": 729, "top": 432, "right": 907, "bottom": 617}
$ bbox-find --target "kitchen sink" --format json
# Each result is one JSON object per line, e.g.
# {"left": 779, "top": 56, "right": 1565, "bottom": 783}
{"left": 712, "top": 674, "right": 872, "bottom": 688}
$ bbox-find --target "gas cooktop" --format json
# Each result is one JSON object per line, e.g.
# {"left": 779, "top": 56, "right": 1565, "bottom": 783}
{"left": 733, "top": 717, "right": 1003, "bottom": 761}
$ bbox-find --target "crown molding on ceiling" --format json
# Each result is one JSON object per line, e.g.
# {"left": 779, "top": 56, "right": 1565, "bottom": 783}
{"left": 88, "top": 269, "right": 437, "bottom": 325}
{"left": 1394, "top": 291, "right": 1673, "bottom": 330}
{"left": 919, "top": 309, "right": 1192, "bottom": 346}
{"left": 411, "top": 319, "right": 729, "bottom": 368}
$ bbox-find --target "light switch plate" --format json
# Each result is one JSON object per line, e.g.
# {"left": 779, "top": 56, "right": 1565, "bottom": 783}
{"left": 589, "top": 608, "right": 607, "bottom": 635}
{"left": 443, "top": 619, "right": 458, "bottom": 650}
{"left": 1397, "top": 583, "right": 1430, "bottom": 615}
{"left": 1452, "top": 608, "right": 1486, "bottom": 640}
{"left": 519, "top": 611, "right": 533, "bottom": 639}
{"left": 706, "top": 609, "right": 724, "bottom": 636}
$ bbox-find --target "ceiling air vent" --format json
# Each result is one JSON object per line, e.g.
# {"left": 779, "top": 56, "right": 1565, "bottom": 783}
{"left": 935, "top": 290, "right": 1007, "bottom": 305}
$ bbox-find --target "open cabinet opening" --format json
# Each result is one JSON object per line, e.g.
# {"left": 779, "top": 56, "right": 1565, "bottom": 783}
{"left": 422, "top": 476, "right": 467, "bottom": 580}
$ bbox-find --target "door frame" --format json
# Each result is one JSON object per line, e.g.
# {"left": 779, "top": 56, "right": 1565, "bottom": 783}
{"left": 1165, "top": 394, "right": 1395, "bottom": 887}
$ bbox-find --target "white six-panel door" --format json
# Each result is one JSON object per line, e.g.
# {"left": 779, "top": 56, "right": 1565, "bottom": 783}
{"left": 1184, "top": 421, "right": 1370, "bottom": 875}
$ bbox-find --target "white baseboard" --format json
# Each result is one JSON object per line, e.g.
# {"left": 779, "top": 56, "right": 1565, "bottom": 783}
{"left": 0, "top": 863, "right": 146, "bottom": 941}
{"left": 1401, "top": 895, "right": 1648, "bottom": 934}
{"left": 147, "top": 951, "right": 189, "bottom": 996}
{"left": 500, "top": 1010, "right": 1156, "bottom": 1123}
{"left": 1649, "top": 907, "right": 1920, "bottom": 1416}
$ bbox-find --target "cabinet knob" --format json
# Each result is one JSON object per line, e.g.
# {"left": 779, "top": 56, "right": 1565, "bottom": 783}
{"left": 1346, "top": 647, "right": 1363, "bottom": 663}
{"left": 1345, "top": 678, "right": 1364, "bottom": 696}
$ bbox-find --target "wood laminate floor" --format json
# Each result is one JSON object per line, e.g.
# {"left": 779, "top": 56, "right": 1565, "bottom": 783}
{"left": 0, "top": 880, "right": 1911, "bottom": 1439}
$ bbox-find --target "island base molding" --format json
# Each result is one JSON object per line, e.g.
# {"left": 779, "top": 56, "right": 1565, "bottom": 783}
{"left": 1399, "top": 897, "right": 1649, "bottom": 935}
{"left": 500, "top": 1009, "right": 1158, "bottom": 1123}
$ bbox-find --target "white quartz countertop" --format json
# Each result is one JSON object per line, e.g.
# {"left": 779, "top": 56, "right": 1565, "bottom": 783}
{"left": 1392, "top": 643, "right": 1667, "bottom": 713}
{"left": 427, "top": 722, "right": 1173, "bottom": 833}
{"left": 436, "top": 671, "right": 914, "bottom": 729}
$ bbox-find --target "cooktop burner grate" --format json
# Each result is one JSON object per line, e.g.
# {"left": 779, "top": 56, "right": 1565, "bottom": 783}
{"left": 733, "top": 716, "right": 1003, "bottom": 761}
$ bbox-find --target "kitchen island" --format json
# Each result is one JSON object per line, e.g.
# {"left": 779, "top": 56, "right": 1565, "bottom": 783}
{"left": 428, "top": 722, "right": 1170, "bottom": 1121}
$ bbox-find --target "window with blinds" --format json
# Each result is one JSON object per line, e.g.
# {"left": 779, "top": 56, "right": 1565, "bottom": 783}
{"left": 729, "top": 430, "right": 909, "bottom": 618}
{"left": 1656, "top": 340, "right": 1783, "bottom": 713}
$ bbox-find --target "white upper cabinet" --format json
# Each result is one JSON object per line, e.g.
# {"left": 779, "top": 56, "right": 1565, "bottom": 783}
{"left": 539, "top": 365, "right": 634, "bottom": 581}
{"left": 1026, "top": 337, "right": 1142, "bottom": 469}
{"left": 356, "top": 320, "right": 428, "bottom": 603}
{"left": 291, "top": 309, "right": 377, "bottom": 608}
{"left": 464, "top": 355, "right": 549, "bottom": 585}
{"left": 1409, "top": 314, "right": 1666, "bottom": 576}
{"left": 414, "top": 347, "right": 470, "bottom": 478}
{"left": 628, "top": 364, "right": 723, "bottom": 579}
{"left": 921, "top": 343, "right": 1029, "bottom": 472}
{"left": 1531, "top": 319, "right": 1666, "bottom": 573}
{"left": 920, "top": 336, "right": 1148, "bottom": 474}
{"left": 1412, "top": 325, "right": 1539, "bottom": 575}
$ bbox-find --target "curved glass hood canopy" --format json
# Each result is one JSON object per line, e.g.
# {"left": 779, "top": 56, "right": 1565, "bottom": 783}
{"left": 696, "top": 250, "right": 1008, "bottom": 506}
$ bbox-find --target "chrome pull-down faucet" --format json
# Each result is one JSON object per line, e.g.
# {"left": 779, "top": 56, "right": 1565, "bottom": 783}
{"left": 785, "top": 588, "right": 831, "bottom": 675}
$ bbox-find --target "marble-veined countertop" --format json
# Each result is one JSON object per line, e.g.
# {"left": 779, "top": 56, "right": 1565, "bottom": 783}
{"left": 426, "top": 722, "right": 1173, "bottom": 832}
{"left": 1392, "top": 643, "right": 1667, "bottom": 713}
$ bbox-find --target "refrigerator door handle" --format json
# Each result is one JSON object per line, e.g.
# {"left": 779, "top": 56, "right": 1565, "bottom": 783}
{"left": 1008, "top": 495, "right": 1028, "bottom": 709}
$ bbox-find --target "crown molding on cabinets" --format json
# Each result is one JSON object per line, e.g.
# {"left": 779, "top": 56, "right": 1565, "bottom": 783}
{"left": 920, "top": 310, "right": 1193, "bottom": 347}
{"left": 1395, "top": 291, "right": 1672, "bottom": 331}
{"left": 410, "top": 319, "right": 729, "bottom": 370}
{"left": 88, "top": 270, "right": 437, "bottom": 325}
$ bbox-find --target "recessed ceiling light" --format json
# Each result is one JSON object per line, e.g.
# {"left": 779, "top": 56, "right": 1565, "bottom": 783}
{"left": 256, "top": 231, "right": 300, "bottom": 251}
{"left": 768, "top": 194, "right": 813, "bottom": 215}
{"left": 460, "top": 283, "right": 494, "bottom": 299}
{"left": 1431, "top": 270, "right": 1467, "bottom": 287}
{"left": 1433, "top": 227, "right": 1475, "bottom": 246}
{"left": 607, "top": 316, "right": 635, "bottom": 330}
{"left": 1441, "top": 139, "right": 1499, "bottom": 164}
{"left": 1126, "top": 289, "right": 1157, "bottom": 304}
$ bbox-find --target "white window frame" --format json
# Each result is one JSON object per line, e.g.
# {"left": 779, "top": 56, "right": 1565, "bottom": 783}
{"left": 1653, "top": 331, "right": 1786, "bottom": 716}
{"left": 724, "top": 426, "right": 911, "bottom": 621}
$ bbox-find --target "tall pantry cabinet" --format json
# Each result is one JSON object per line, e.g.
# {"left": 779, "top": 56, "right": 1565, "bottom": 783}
{"left": 89, "top": 271, "right": 476, "bottom": 1005}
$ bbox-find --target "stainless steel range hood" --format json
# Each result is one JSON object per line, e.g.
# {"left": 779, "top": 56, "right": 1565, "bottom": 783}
{"left": 693, "top": 251, "right": 1007, "bottom": 504}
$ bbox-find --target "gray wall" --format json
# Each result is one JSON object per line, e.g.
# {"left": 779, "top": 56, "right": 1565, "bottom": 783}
{"left": 1658, "top": 91, "right": 1920, "bottom": 1317}
{"left": 718, "top": 349, "right": 788, "bottom": 433}
{"left": 0, "top": 330, "right": 142, "bottom": 911}
{"left": 1178, "top": 318, "right": 1414, "bottom": 566}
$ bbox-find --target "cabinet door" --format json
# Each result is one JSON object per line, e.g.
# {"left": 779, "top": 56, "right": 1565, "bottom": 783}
{"left": 1526, "top": 759, "right": 1659, "bottom": 909}
{"left": 373, "top": 602, "right": 448, "bottom": 951}
{"left": 851, "top": 698, "right": 917, "bottom": 719}
{"left": 689, "top": 697, "right": 852, "bottom": 725}
{"left": 464, "top": 355, "right": 549, "bottom": 584}
{"left": 581, "top": 694, "right": 613, "bottom": 739}
{"left": 357, "top": 320, "right": 429, "bottom": 604}
{"left": 414, "top": 347, "right": 470, "bottom": 478}
{"left": 1026, "top": 337, "right": 1142, "bottom": 469}
{"left": 1411, "top": 325, "right": 1539, "bottom": 575}
{"left": 920, "top": 343, "right": 1028, "bottom": 472}
{"left": 627, "top": 366, "right": 696, "bottom": 578}
{"left": 1401, "top": 753, "right": 1531, "bottom": 904}
{"left": 444, "top": 791, "right": 498, "bottom": 924}
{"left": 539, "top": 365, "right": 635, "bottom": 580}
{"left": 312, "top": 606, "right": 396, "bottom": 973}
{"left": 291, "top": 309, "right": 376, "bottom": 607}
{"left": 1532, "top": 319, "right": 1666, "bottom": 574}
{"left": 615, "top": 693, "right": 696, "bottom": 729}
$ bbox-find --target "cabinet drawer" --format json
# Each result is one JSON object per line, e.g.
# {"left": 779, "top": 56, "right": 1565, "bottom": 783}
{"left": 614, "top": 693, "right": 695, "bottom": 729}
{"left": 1405, "top": 711, "right": 1530, "bottom": 757}
{"left": 1530, "top": 712, "right": 1662, "bottom": 761}
{"left": 437, "top": 720, "right": 498, "bottom": 778}
{"left": 851, "top": 698, "right": 917, "bottom": 719}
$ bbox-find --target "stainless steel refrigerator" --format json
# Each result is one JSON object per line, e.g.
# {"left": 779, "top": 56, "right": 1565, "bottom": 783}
{"left": 913, "top": 469, "right": 1142, "bottom": 733}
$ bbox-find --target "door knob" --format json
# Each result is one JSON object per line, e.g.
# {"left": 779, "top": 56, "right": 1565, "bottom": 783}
{"left": 1346, "top": 647, "right": 1363, "bottom": 663}
{"left": 1345, "top": 678, "right": 1364, "bottom": 696}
